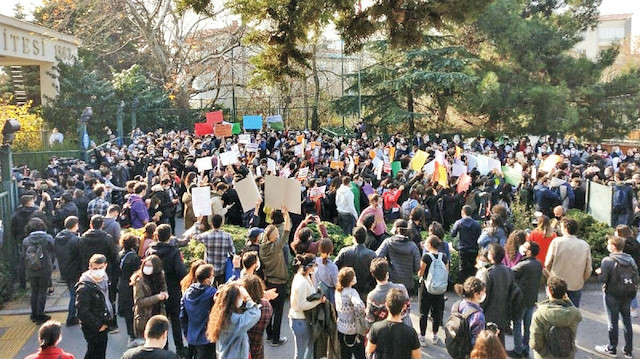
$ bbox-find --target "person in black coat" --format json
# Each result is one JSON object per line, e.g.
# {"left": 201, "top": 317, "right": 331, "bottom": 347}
{"left": 53, "top": 192, "right": 79, "bottom": 233}
{"left": 147, "top": 224, "right": 187, "bottom": 356}
{"left": 510, "top": 241, "right": 543, "bottom": 358}
{"left": 222, "top": 183, "right": 243, "bottom": 226}
{"left": 76, "top": 254, "right": 114, "bottom": 359}
{"left": 73, "top": 189, "right": 90, "bottom": 233}
{"left": 54, "top": 216, "right": 82, "bottom": 326}
{"left": 11, "top": 195, "right": 38, "bottom": 288}
{"left": 117, "top": 233, "right": 142, "bottom": 347}
{"left": 22, "top": 218, "right": 55, "bottom": 324}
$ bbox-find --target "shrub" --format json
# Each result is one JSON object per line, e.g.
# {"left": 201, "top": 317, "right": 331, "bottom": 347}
{"left": 306, "top": 221, "right": 352, "bottom": 255}
{"left": 0, "top": 263, "right": 14, "bottom": 308}
{"left": 566, "top": 209, "right": 613, "bottom": 270}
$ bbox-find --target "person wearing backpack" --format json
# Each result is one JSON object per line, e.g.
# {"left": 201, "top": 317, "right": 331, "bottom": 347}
{"left": 529, "top": 276, "right": 582, "bottom": 359}
{"left": 22, "top": 218, "right": 55, "bottom": 324}
{"left": 417, "top": 235, "right": 448, "bottom": 346}
{"left": 594, "top": 235, "right": 639, "bottom": 358}
{"left": 446, "top": 277, "right": 486, "bottom": 359}
{"left": 612, "top": 173, "right": 633, "bottom": 227}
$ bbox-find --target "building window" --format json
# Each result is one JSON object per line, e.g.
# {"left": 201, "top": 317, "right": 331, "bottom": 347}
{"left": 599, "top": 27, "right": 625, "bottom": 42}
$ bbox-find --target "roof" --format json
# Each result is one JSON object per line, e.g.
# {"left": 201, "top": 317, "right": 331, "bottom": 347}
{"left": 599, "top": 13, "right": 633, "bottom": 22}
{"left": 0, "top": 14, "right": 80, "bottom": 46}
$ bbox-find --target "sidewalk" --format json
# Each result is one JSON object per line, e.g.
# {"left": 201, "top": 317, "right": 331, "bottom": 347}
{"left": 0, "top": 270, "right": 70, "bottom": 316}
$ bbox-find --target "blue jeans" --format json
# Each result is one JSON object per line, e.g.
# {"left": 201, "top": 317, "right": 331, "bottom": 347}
{"left": 290, "top": 318, "right": 314, "bottom": 359}
{"left": 66, "top": 280, "right": 77, "bottom": 323}
{"left": 631, "top": 295, "right": 637, "bottom": 309}
{"left": 338, "top": 213, "right": 356, "bottom": 236}
{"left": 567, "top": 290, "right": 582, "bottom": 308}
{"left": 604, "top": 293, "right": 633, "bottom": 354}
{"left": 513, "top": 306, "right": 535, "bottom": 354}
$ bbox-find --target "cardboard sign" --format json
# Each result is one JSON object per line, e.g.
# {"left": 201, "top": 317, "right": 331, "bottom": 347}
{"left": 235, "top": 172, "right": 261, "bottom": 212}
{"left": 294, "top": 144, "right": 304, "bottom": 156}
{"left": 309, "top": 185, "right": 326, "bottom": 198}
{"left": 457, "top": 173, "right": 472, "bottom": 193}
{"left": 219, "top": 151, "right": 238, "bottom": 166}
{"left": 191, "top": 187, "right": 212, "bottom": 217}
{"left": 297, "top": 135, "right": 305, "bottom": 143}
{"left": 435, "top": 150, "right": 445, "bottom": 165}
{"left": 264, "top": 175, "right": 301, "bottom": 214}
{"left": 195, "top": 157, "right": 212, "bottom": 172}
{"left": 245, "top": 143, "right": 259, "bottom": 152}
{"left": 243, "top": 115, "right": 263, "bottom": 130}
{"left": 467, "top": 155, "right": 478, "bottom": 172}
{"left": 330, "top": 161, "right": 344, "bottom": 170}
{"left": 297, "top": 167, "right": 309, "bottom": 179}
{"left": 214, "top": 123, "right": 232, "bottom": 137}
{"left": 238, "top": 134, "right": 251, "bottom": 144}
{"left": 541, "top": 154, "right": 562, "bottom": 173}
{"left": 372, "top": 157, "right": 383, "bottom": 170}
{"left": 422, "top": 160, "right": 436, "bottom": 175}
{"left": 205, "top": 111, "right": 223, "bottom": 124}
{"left": 452, "top": 163, "right": 467, "bottom": 177}
{"left": 194, "top": 123, "right": 213, "bottom": 136}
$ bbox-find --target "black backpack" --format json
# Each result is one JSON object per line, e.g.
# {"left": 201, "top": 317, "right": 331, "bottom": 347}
{"left": 607, "top": 258, "right": 638, "bottom": 300}
{"left": 25, "top": 243, "right": 45, "bottom": 272}
{"left": 445, "top": 301, "right": 479, "bottom": 359}
{"left": 548, "top": 325, "right": 574, "bottom": 357}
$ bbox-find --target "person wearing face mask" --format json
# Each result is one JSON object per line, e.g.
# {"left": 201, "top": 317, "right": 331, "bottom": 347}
{"left": 529, "top": 276, "right": 582, "bottom": 359}
{"left": 450, "top": 276, "right": 487, "bottom": 357}
{"left": 131, "top": 255, "right": 168, "bottom": 344}
{"left": 207, "top": 283, "right": 262, "bottom": 359}
{"left": 335, "top": 267, "right": 366, "bottom": 359}
{"left": 121, "top": 315, "right": 180, "bottom": 359}
{"left": 475, "top": 243, "right": 520, "bottom": 346}
{"left": 76, "top": 254, "right": 115, "bottom": 359}
{"left": 594, "top": 236, "right": 639, "bottom": 359}
{"left": 509, "top": 241, "right": 543, "bottom": 359}
{"left": 180, "top": 264, "right": 217, "bottom": 359}
{"left": 117, "top": 233, "right": 143, "bottom": 348}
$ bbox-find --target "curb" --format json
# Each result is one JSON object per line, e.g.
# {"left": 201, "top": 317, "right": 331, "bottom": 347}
{"left": 0, "top": 306, "right": 68, "bottom": 316}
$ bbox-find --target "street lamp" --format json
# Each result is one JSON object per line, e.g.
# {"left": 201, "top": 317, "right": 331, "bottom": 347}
{"left": 2, "top": 119, "right": 21, "bottom": 145}
{"left": 79, "top": 107, "right": 92, "bottom": 161}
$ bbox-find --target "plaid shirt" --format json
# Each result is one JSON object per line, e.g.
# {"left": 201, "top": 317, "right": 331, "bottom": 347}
{"left": 195, "top": 228, "right": 235, "bottom": 274}
{"left": 248, "top": 299, "right": 273, "bottom": 359}
{"left": 87, "top": 196, "right": 109, "bottom": 218}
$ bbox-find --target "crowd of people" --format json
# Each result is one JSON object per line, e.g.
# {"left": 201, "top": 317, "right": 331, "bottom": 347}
{"left": 12, "top": 126, "right": 640, "bottom": 359}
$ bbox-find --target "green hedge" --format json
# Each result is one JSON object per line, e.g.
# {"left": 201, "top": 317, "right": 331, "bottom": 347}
{"left": 0, "top": 263, "right": 14, "bottom": 308}
{"left": 565, "top": 209, "right": 614, "bottom": 271}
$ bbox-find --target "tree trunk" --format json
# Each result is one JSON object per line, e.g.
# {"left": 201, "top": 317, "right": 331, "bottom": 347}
{"left": 311, "top": 42, "right": 320, "bottom": 130}
{"left": 407, "top": 87, "right": 415, "bottom": 136}
{"left": 436, "top": 94, "right": 447, "bottom": 127}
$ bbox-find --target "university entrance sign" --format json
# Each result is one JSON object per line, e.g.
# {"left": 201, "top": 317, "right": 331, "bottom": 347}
{"left": 0, "top": 14, "right": 80, "bottom": 105}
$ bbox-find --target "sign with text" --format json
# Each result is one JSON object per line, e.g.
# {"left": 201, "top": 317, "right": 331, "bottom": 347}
{"left": 214, "top": 123, "right": 232, "bottom": 137}
{"left": 205, "top": 110, "right": 223, "bottom": 124}
{"left": 243, "top": 115, "right": 263, "bottom": 130}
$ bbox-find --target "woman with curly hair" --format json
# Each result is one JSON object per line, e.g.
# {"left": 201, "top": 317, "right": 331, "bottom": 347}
{"left": 502, "top": 230, "right": 527, "bottom": 268}
{"left": 242, "top": 275, "right": 277, "bottom": 359}
{"left": 131, "top": 254, "right": 168, "bottom": 339}
{"left": 452, "top": 277, "right": 487, "bottom": 353}
{"left": 470, "top": 330, "right": 507, "bottom": 359}
{"left": 206, "top": 283, "right": 261, "bottom": 359}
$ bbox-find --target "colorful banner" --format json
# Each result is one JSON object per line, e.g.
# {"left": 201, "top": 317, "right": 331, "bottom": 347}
{"left": 410, "top": 150, "right": 428, "bottom": 171}
{"left": 194, "top": 123, "right": 213, "bottom": 136}
{"left": 243, "top": 115, "right": 263, "bottom": 130}
{"left": 214, "top": 123, "right": 232, "bottom": 137}
{"left": 391, "top": 161, "right": 402, "bottom": 176}
{"left": 231, "top": 122, "right": 241, "bottom": 135}
{"left": 205, "top": 110, "right": 223, "bottom": 124}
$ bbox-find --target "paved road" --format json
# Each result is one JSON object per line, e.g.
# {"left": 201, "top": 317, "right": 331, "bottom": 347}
{"left": 8, "top": 281, "right": 640, "bottom": 359}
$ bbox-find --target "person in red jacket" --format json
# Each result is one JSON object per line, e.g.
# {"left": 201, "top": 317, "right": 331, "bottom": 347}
{"left": 24, "top": 320, "right": 75, "bottom": 359}
{"left": 382, "top": 183, "right": 405, "bottom": 222}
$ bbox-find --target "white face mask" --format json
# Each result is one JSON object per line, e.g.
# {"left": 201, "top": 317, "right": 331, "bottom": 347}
{"left": 479, "top": 292, "right": 487, "bottom": 303}
{"left": 91, "top": 268, "right": 106, "bottom": 280}
{"left": 518, "top": 245, "right": 528, "bottom": 256}
{"left": 143, "top": 266, "right": 153, "bottom": 275}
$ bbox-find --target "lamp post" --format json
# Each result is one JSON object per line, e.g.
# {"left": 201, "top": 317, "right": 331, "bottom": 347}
{"left": 131, "top": 97, "right": 139, "bottom": 136}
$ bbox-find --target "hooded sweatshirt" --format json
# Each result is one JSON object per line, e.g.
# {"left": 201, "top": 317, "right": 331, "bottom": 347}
{"left": 598, "top": 252, "right": 639, "bottom": 296}
{"left": 79, "top": 271, "right": 114, "bottom": 317}
{"left": 180, "top": 283, "right": 217, "bottom": 345}
{"left": 451, "top": 216, "right": 482, "bottom": 252}
{"left": 530, "top": 298, "right": 582, "bottom": 359}
{"left": 375, "top": 235, "right": 421, "bottom": 290}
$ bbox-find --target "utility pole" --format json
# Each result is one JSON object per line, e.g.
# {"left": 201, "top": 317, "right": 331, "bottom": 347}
{"left": 231, "top": 46, "right": 237, "bottom": 123}
{"left": 341, "top": 39, "right": 345, "bottom": 129}
{"left": 116, "top": 101, "right": 124, "bottom": 147}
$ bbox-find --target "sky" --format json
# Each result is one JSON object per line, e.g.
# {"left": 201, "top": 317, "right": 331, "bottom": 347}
{"left": 1, "top": 0, "right": 639, "bottom": 38}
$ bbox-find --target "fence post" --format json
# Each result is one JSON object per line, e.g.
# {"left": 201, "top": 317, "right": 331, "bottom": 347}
{"left": 0, "top": 144, "right": 16, "bottom": 210}
{"left": 117, "top": 101, "right": 124, "bottom": 147}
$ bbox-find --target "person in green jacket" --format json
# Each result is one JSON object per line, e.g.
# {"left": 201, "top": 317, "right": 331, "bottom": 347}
{"left": 530, "top": 276, "right": 582, "bottom": 359}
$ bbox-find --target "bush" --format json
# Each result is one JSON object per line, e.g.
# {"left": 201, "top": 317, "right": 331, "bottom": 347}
{"left": 306, "top": 221, "right": 352, "bottom": 255}
{"left": 566, "top": 209, "right": 613, "bottom": 270}
{"left": 0, "top": 263, "right": 14, "bottom": 308}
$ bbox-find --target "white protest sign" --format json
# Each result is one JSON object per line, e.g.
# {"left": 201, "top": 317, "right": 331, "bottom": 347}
{"left": 476, "top": 155, "right": 490, "bottom": 175}
{"left": 435, "top": 150, "right": 445, "bottom": 165}
{"left": 265, "top": 175, "right": 302, "bottom": 214}
{"left": 487, "top": 157, "right": 501, "bottom": 173}
{"left": 191, "top": 187, "right": 212, "bottom": 217}
{"left": 246, "top": 143, "right": 259, "bottom": 152}
{"left": 452, "top": 163, "right": 467, "bottom": 177}
{"left": 422, "top": 160, "right": 436, "bottom": 175}
{"left": 235, "top": 173, "right": 261, "bottom": 212}
{"left": 309, "top": 185, "right": 326, "bottom": 198}
{"left": 238, "top": 134, "right": 251, "bottom": 144}
{"left": 231, "top": 144, "right": 239, "bottom": 153}
{"left": 466, "top": 155, "right": 478, "bottom": 172}
{"left": 219, "top": 151, "right": 238, "bottom": 166}
{"left": 372, "top": 157, "right": 383, "bottom": 170}
{"left": 297, "top": 167, "right": 309, "bottom": 179}
{"left": 195, "top": 157, "right": 212, "bottom": 172}
{"left": 267, "top": 158, "right": 276, "bottom": 173}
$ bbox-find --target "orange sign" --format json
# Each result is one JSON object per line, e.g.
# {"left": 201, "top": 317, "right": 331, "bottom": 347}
{"left": 330, "top": 161, "right": 344, "bottom": 170}
{"left": 214, "top": 123, "right": 232, "bottom": 137}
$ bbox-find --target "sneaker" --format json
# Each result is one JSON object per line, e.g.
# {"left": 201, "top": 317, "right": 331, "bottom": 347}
{"left": 270, "top": 337, "right": 288, "bottom": 347}
{"left": 631, "top": 308, "right": 638, "bottom": 318}
{"left": 595, "top": 345, "right": 617, "bottom": 358}
{"left": 624, "top": 352, "right": 632, "bottom": 359}
{"left": 108, "top": 327, "right": 120, "bottom": 334}
{"left": 34, "top": 315, "right": 51, "bottom": 325}
{"left": 418, "top": 336, "right": 427, "bottom": 347}
{"left": 431, "top": 334, "right": 438, "bottom": 345}
{"left": 65, "top": 318, "right": 80, "bottom": 327}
